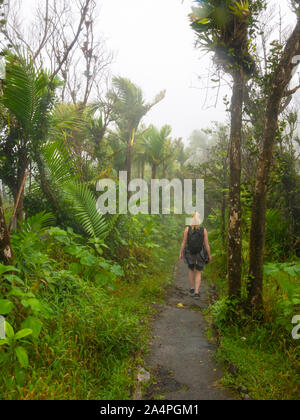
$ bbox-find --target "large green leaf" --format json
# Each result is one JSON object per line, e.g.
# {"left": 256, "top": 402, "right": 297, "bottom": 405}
{"left": 21, "top": 317, "right": 43, "bottom": 339}
{"left": 0, "top": 264, "right": 19, "bottom": 275}
{"left": 15, "top": 346, "right": 29, "bottom": 369}
{"left": 282, "top": 265, "right": 300, "bottom": 277}
{"left": 110, "top": 264, "right": 124, "bottom": 277}
{"left": 263, "top": 264, "right": 280, "bottom": 277}
{"left": 15, "top": 329, "right": 33, "bottom": 341}
{"left": 0, "top": 300, "right": 14, "bottom": 315}
{"left": 5, "top": 321, "right": 14, "bottom": 339}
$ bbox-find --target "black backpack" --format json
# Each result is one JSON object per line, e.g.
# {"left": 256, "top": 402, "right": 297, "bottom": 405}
{"left": 187, "top": 226, "right": 204, "bottom": 255}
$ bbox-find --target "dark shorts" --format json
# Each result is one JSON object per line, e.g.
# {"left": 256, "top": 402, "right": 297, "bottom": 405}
{"left": 184, "top": 246, "right": 209, "bottom": 272}
{"left": 188, "top": 263, "right": 203, "bottom": 272}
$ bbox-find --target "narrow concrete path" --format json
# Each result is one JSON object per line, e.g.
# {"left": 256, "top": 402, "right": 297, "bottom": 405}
{"left": 144, "top": 261, "right": 235, "bottom": 400}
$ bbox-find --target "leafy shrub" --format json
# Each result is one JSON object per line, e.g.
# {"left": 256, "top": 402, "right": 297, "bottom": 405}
{"left": 263, "top": 262, "right": 300, "bottom": 335}
{"left": 265, "top": 209, "right": 292, "bottom": 261}
{"left": 0, "top": 211, "right": 180, "bottom": 399}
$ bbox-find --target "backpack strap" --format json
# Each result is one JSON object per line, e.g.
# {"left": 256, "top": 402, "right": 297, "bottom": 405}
{"left": 187, "top": 225, "right": 193, "bottom": 247}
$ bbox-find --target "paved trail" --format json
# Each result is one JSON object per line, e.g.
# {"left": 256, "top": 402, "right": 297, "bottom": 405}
{"left": 144, "top": 261, "right": 235, "bottom": 400}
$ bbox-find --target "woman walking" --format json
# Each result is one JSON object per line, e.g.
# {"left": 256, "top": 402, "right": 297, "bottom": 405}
{"left": 179, "top": 213, "right": 212, "bottom": 299}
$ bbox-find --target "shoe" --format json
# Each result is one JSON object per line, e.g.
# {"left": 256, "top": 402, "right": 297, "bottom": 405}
{"left": 194, "top": 293, "right": 200, "bottom": 299}
{"left": 189, "top": 288, "right": 195, "bottom": 296}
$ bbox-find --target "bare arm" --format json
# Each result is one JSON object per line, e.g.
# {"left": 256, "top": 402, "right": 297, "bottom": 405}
{"left": 204, "top": 229, "right": 212, "bottom": 262}
{"left": 179, "top": 227, "right": 189, "bottom": 260}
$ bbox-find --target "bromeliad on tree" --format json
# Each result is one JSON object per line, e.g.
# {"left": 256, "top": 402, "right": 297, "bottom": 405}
{"left": 189, "top": 0, "right": 259, "bottom": 75}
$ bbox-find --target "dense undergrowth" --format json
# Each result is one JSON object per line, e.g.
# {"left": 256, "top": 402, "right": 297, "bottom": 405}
{"left": 204, "top": 213, "right": 300, "bottom": 400}
{"left": 0, "top": 214, "right": 182, "bottom": 400}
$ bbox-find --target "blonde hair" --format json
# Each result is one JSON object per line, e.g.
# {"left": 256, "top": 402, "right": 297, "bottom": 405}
{"left": 191, "top": 212, "right": 201, "bottom": 229}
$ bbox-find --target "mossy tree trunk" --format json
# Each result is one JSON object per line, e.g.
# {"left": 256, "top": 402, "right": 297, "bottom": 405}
{"left": 247, "top": 17, "right": 300, "bottom": 314}
{"left": 227, "top": 68, "right": 245, "bottom": 300}
{"left": 0, "top": 194, "right": 13, "bottom": 265}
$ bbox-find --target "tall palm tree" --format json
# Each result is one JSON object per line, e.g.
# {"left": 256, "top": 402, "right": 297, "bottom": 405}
{"left": 141, "top": 125, "right": 177, "bottom": 179}
{"left": 132, "top": 125, "right": 148, "bottom": 179}
{"left": 109, "top": 77, "right": 165, "bottom": 185}
{"left": 34, "top": 140, "right": 110, "bottom": 241}
{"left": 176, "top": 138, "right": 187, "bottom": 178}
{"left": 161, "top": 137, "right": 182, "bottom": 178}
{"left": 0, "top": 53, "right": 59, "bottom": 222}
{"left": 0, "top": 53, "right": 109, "bottom": 240}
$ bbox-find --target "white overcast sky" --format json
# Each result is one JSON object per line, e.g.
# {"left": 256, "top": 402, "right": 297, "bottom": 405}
{"left": 99, "top": 0, "right": 229, "bottom": 142}
{"left": 98, "top": 0, "right": 297, "bottom": 142}
{"left": 18, "top": 0, "right": 297, "bottom": 143}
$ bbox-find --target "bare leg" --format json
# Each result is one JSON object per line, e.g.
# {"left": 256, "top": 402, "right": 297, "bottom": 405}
{"left": 189, "top": 269, "right": 195, "bottom": 289}
{"left": 195, "top": 270, "right": 202, "bottom": 294}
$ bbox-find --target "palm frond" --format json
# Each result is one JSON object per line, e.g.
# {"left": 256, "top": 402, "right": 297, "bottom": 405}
{"left": 49, "top": 103, "right": 87, "bottom": 140}
{"left": 21, "top": 211, "right": 56, "bottom": 233}
{"left": 2, "top": 54, "right": 55, "bottom": 136}
{"left": 64, "top": 181, "right": 108, "bottom": 240}
{"left": 42, "top": 140, "right": 77, "bottom": 186}
{"left": 34, "top": 142, "right": 110, "bottom": 241}
{"left": 141, "top": 124, "right": 173, "bottom": 166}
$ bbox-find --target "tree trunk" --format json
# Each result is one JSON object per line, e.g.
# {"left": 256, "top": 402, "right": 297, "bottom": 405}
{"left": 40, "top": 170, "right": 59, "bottom": 212}
{"left": 0, "top": 194, "right": 13, "bottom": 265}
{"left": 221, "top": 189, "right": 226, "bottom": 247}
{"left": 126, "top": 141, "right": 132, "bottom": 187}
{"left": 137, "top": 161, "right": 141, "bottom": 179}
{"left": 12, "top": 188, "right": 25, "bottom": 225}
{"left": 95, "top": 127, "right": 106, "bottom": 161}
{"left": 247, "top": 95, "right": 282, "bottom": 311}
{"left": 228, "top": 68, "right": 245, "bottom": 299}
{"left": 152, "top": 165, "right": 157, "bottom": 180}
{"left": 247, "top": 17, "right": 300, "bottom": 313}
{"left": 125, "top": 128, "right": 136, "bottom": 188}
{"left": 10, "top": 166, "right": 29, "bottom": 230}
{"left": 35, "top": 153, "right": 60, "bottom": 214}
{"left": 141, "top": 159, "right": 145, "bottom": 180}
{"left": 162, "top": 163, "right": 167, "bottom": 178}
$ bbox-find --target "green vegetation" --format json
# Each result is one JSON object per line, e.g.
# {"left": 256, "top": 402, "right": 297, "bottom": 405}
{"left": 188, "top": 0, "right": 300, "bottom": 400}
{"left": 0, "top": 214, "right": 181, "bottom": 399}
{"left": 204, "top": 224, "right": 300, "bottom": 399}
{"left": 0, "top": 0, "right": 300, "bottom": 401}
{"left": 0, "top": 18, "right": 186, "bottom": 398}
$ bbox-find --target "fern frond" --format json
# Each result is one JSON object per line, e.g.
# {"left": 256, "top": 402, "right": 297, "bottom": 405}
{"left": 21, "top": 211, "right": 56, "bottom": 233}
{"left": 64, "top": 181, "right": 108, "bottom": 240}
{"left": 2, "top": 54, "right": 53, "bottom": 136}
{"left": 11, "top": 211, "right": 55, "bottom": 247}
{"left": 42, "top": 141, "right": 76, "bottom": 187}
